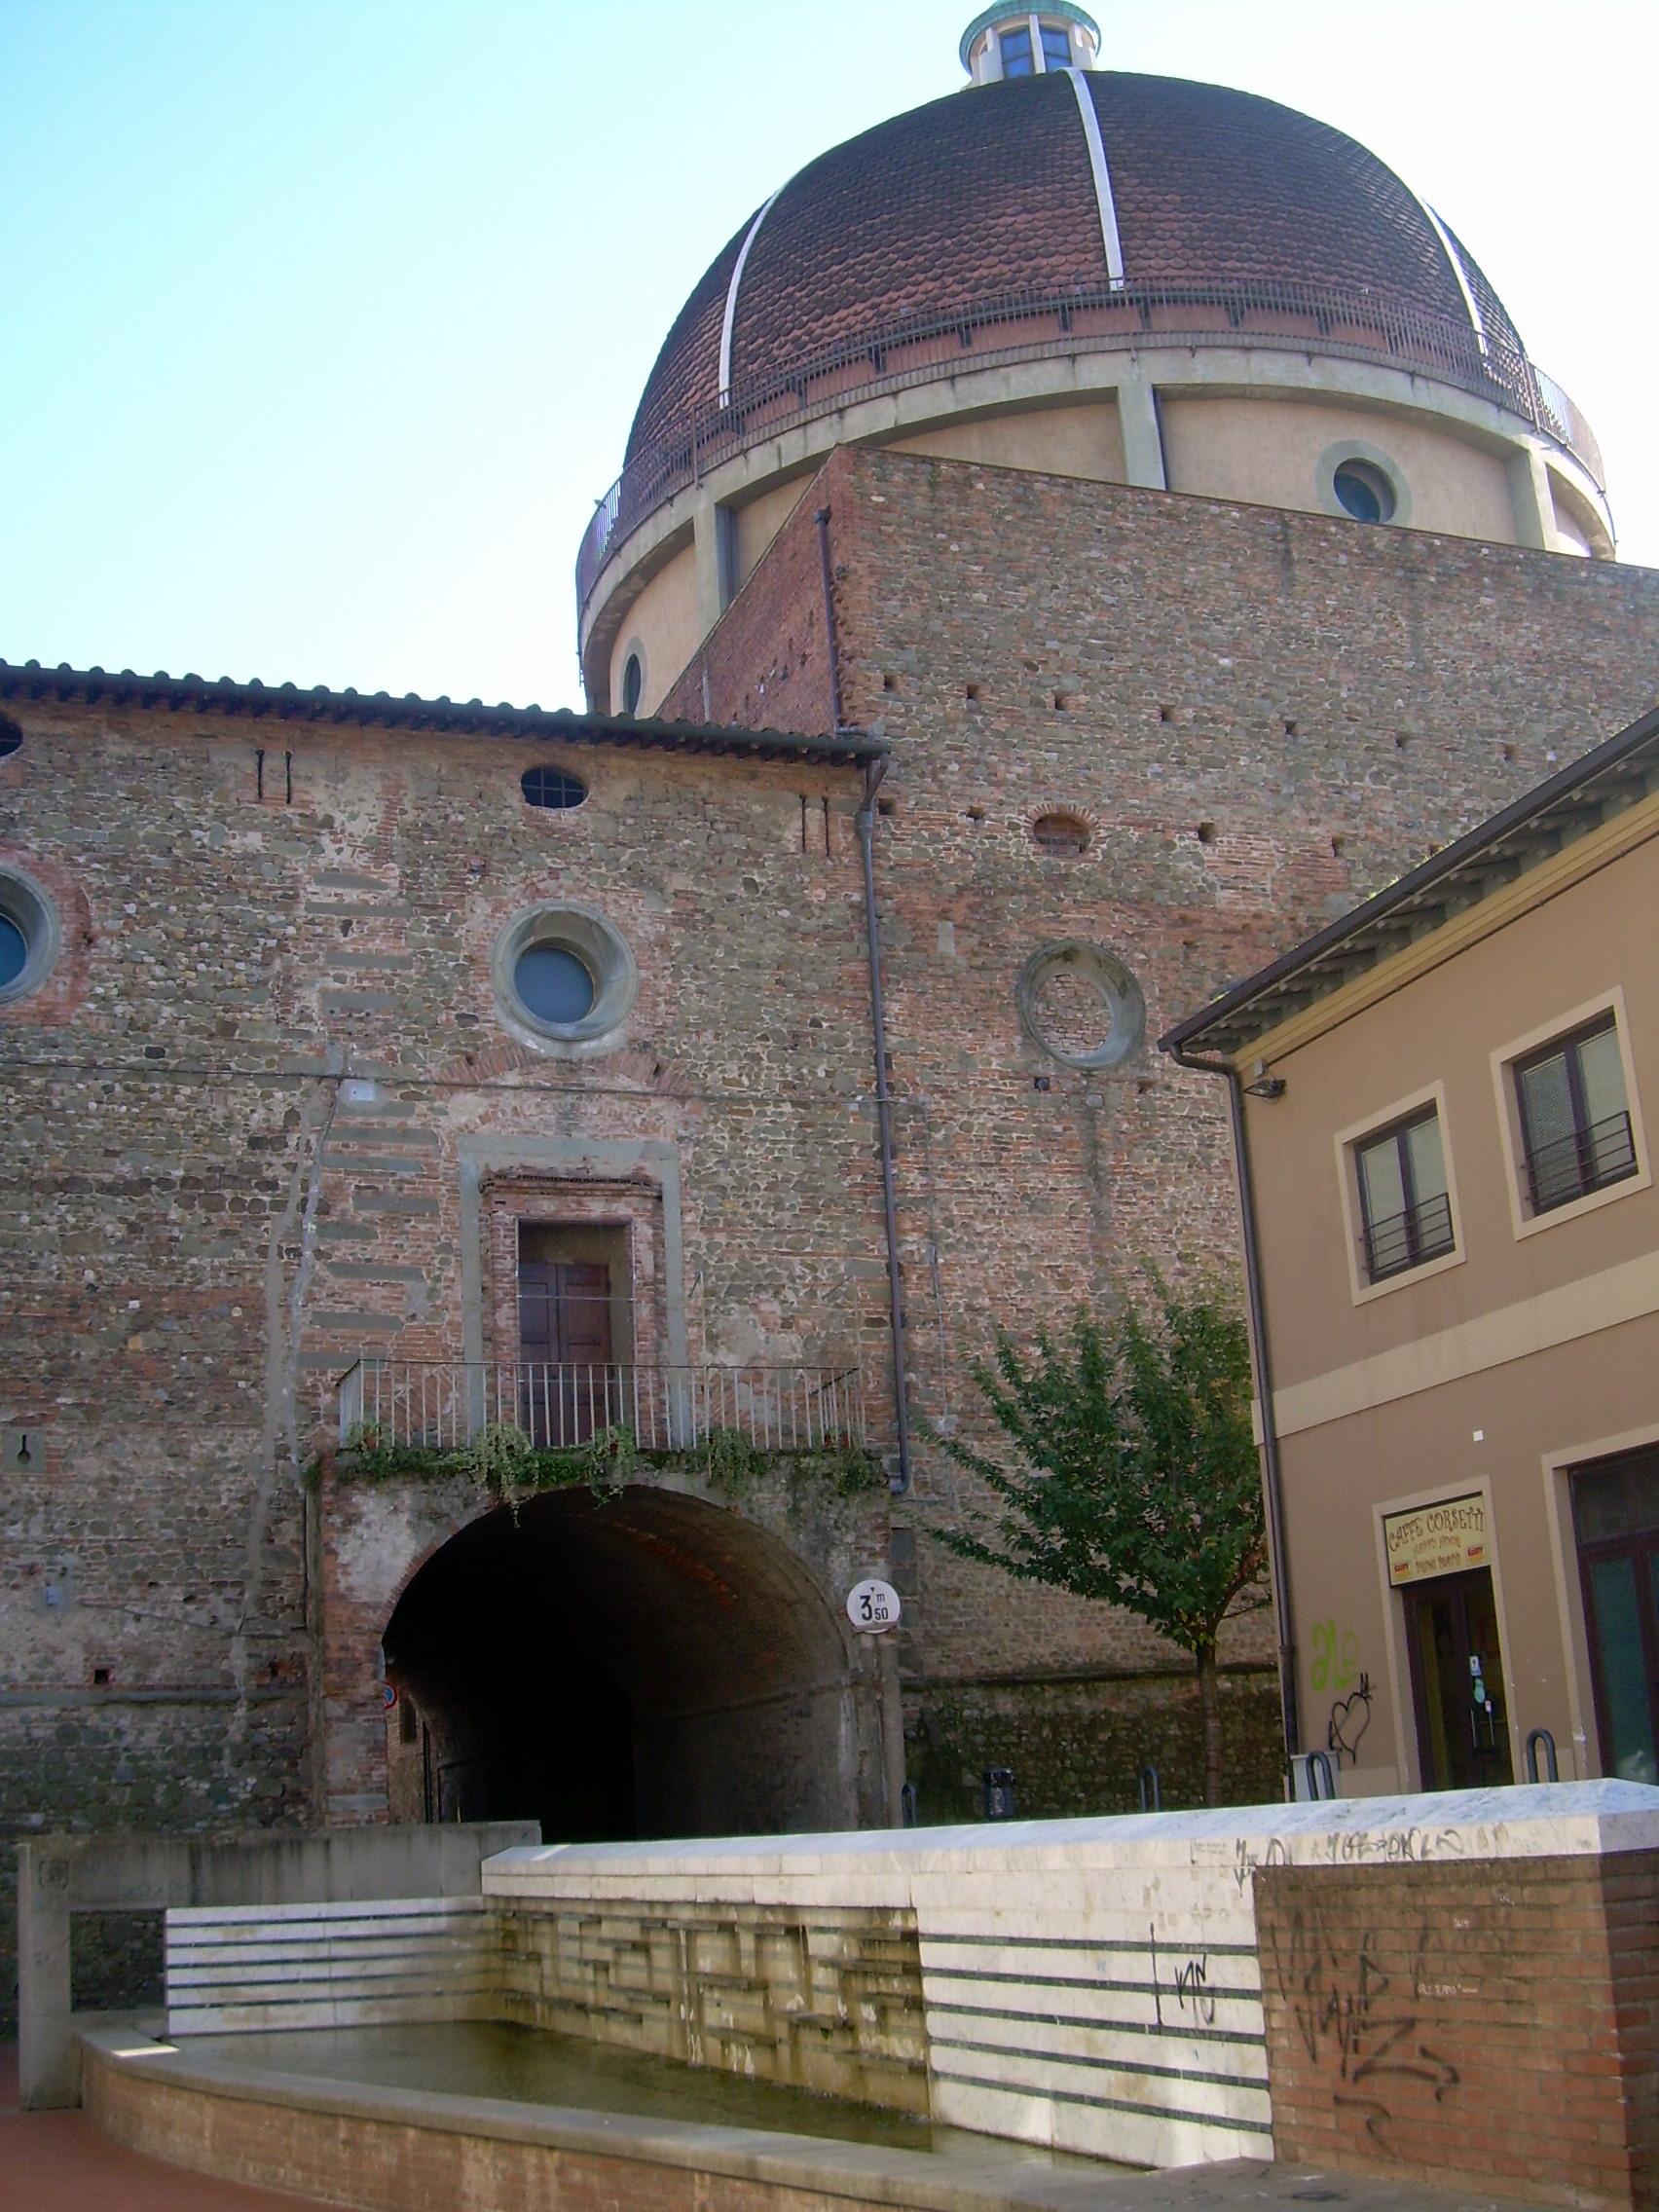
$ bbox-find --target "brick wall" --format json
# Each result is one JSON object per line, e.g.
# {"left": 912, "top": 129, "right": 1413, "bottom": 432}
{"left": 1256, "top": 1847, "right": 1659, "bottom": 2207}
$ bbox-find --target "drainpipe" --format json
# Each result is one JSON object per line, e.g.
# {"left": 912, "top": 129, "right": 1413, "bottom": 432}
{"left": 814, "top": 507, "right": 844, "bottom": 732}
{"left": 857, "top": 759, "right": 913, "bottom": 1497}
{"left": 816, "top": 502, "right": 913, "bottom": 1497}
{"left": 1168, "top": 1048, "right": 1301, "bottom": 1759}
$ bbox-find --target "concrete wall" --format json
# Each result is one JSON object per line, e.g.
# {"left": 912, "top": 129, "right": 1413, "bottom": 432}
{"left": 608, "top": 536, "right": 700, "bottom": 717}
{"left": 889, "top": 398, "right": 1126, "bottom": 486}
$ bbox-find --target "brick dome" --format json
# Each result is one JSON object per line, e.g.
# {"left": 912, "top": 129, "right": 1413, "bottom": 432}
{"left": 626, "top": 69, "right": 1520, "bottom": 468}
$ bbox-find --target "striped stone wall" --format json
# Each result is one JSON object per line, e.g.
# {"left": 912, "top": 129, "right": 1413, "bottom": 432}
{"left": 166, "top": 1897, "right": 498, "bottom": 2035}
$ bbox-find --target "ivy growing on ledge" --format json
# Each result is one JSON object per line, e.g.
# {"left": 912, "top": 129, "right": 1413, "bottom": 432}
{"left": 328, "top": 1419, "right": 881, "bottom": 1506}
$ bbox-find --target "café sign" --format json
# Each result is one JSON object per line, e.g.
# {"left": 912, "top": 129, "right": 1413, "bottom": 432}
{"left": 1383, "top": 1493, "right": 1489, "bottom": 1587}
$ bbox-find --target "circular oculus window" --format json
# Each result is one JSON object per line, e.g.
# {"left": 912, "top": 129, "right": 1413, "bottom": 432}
{"left": 0, "top": 867, "right": 59, "bottom": 1004}
{"left": 494, "top": 903, "right": 636, "bottom": 1055}
{"left": 0, "top": 713, "right": 22, "bottom": 760}
{"left": 1017, "top": 941, "right": 1145, "bottom": 1070}
{"left": 1332, "top": 459, "right": 1397, "bottom": 525}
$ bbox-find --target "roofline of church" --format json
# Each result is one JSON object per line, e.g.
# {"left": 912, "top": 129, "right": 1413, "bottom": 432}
{"left": 0, "top": 659, "right": 885, "bottom": 768}
{"left": 1161, "top": 701, "right": 1659, "bottom": 1060}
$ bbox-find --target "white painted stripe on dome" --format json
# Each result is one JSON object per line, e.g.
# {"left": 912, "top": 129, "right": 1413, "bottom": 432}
{"left": 1062, "top": 69, "right": 1124, "bottom": 290}
{"left": 719, "top": 189, "right": 783, "bottom": 409}
{"left": 1422, "top": 202, "right": 1489, "bottom": 357}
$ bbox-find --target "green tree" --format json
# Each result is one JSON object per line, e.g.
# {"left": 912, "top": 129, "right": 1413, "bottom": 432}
{"left": 935, "top": 1278, "right": 1267, "bottom": 1807}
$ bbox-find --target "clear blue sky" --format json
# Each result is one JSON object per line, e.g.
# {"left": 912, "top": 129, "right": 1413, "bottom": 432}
{"left": 3, "top": 0, "right": 1653, "bottom": 712}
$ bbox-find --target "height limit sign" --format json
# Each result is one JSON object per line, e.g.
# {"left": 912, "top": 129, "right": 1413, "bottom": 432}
{"left": 846, "top": 1578, "right": 901, "bottom": 1635}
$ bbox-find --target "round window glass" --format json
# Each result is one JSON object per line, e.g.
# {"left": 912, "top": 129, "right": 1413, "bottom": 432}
{"left": 1333, "top": 461, "right": 1396, "bottom": 525}
{"left": 513, "top": 943, "right": 596, "bottom": 1025}
{"left": 621, "top": 654, "right": 644, "bottom": 717}
{"left": 0, "top": 912, "right": 25, "bottom": 990}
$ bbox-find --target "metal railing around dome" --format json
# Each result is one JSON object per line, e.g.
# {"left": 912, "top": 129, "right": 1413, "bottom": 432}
{"left": 576, "top": 275, "right": 1604, "bottom": 617}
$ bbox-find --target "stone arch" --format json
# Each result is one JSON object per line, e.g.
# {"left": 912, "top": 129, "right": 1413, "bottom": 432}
{"left": 375, "top": 1483, "right": 875, "bottom": 1841}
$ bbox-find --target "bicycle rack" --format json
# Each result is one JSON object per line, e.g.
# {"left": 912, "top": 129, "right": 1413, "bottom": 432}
{"left": 1525, "top": 1727, "right": 1560, "bottom": 1783}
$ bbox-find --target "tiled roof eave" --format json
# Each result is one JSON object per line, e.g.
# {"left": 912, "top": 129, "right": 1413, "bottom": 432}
{"left": 0, "top": 660, "right": 886, "bottom": 768}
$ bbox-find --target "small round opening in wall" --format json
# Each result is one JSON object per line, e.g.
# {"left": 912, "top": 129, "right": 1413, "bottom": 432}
{"left": 1032, "top": 811, "right": 1090, "bottom": 858}
{"left": 1333, "top": 461, "right": 1396, "bottom": 525}
{"left": 1017, "top": 941, "right": 1145, "bottom": 1070}
{"left": 495, "top": 902, "right": 638, "bottom": 1056}
{"left": 520, "top": 764, "right": 587, "bottom": 810}
{"left": 514, "top": 943, "right": 596, "bottom": 1024}
{"left": 0, "top": 714, "right": 22, "bottom": 759}
{"left": 621, "top": 654, "right": 644, "bottom": 717}
{"left": 0, "top": 913, "right": 25, "bottom": 989}
{"left": 0, "top": 867, "right": 59, "bottom": 1005}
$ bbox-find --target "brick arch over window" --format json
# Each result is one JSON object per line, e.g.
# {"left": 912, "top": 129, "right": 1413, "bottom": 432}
{"left": 379, "top": 1484, "right": 868, "bottom": 1840}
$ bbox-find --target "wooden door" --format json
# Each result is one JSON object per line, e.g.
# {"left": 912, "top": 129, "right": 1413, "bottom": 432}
{"left": 518, "top": 1259, "right": 614, "bottom": 1443}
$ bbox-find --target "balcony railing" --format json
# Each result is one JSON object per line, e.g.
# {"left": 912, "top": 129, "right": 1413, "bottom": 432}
{"left": 576, "top": 274, "right": 1604, "bottom": 616}
{"left": 1361, "top": 1189, "right": 1456, "bottom": 1283}
{"left": 336, "top": 1358, "right": 866, "bottom": 1456}
{"left": 1524, "top": 1110, "right": 1637, "bottom": 1214}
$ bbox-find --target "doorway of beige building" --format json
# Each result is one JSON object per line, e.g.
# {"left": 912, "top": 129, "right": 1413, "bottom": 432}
{"left": 1402, "top": 1568, "right": 1514, "bottom": 1790}
{"left": 1570, "top": 1443, "right": 1659, "bottom": 1785}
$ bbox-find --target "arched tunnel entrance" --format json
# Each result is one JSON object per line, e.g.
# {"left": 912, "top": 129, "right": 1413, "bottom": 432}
{"left": 382, "top": 1486, "right": 866, "bottom": 1841}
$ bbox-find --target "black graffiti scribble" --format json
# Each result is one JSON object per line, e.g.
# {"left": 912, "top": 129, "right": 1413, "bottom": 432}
{"left": 1148, "top": 1924, "right": 1217, "bottom": 2030}
{"left": 1327, "top": 1673, "right": 1372, "bottom": 1767}
{"left": 1272, "top": 1909, "right": 1459, "bottom": 2153}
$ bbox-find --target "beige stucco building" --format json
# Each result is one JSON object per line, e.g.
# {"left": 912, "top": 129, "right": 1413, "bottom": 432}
{"left": 1163, "top": 706, "right": 1659, "bottom": 1796}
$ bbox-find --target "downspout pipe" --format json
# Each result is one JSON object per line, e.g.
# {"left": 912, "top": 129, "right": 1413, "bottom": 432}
{"left": 1168, "top": 1046, "right": 1301, "bottom": 1760}
{"left": 857, "top": 758, "right": 913, "bottom": 1495}
{"left": 814, "top": 506, "right": 845, "bottom": 731}
{"left": 815, "top": 500, "right": 913, "bottom": 1496}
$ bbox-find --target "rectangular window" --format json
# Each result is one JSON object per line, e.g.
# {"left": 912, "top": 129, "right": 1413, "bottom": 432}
{"left": 1040, "top": 24, "right": 1072, "bottom": 67}
{"left": 1571, "top": 1445, "right": 1659, "bottom": 1785}
{"left": 999, "top": 24, "right": 1034, "bottom": 74}
{"left": 1354, "top": 1107, "right": 1454, "bottom": 1282}
{"left": 1514, "top": 1014, "right": 1637, "bottom": 1213}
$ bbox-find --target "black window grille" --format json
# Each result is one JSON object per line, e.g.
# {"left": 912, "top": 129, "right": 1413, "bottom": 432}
{"left": 520, "top": 765, "right": 587, "bottom": 811}
{"left": 1355, "top": 1108, "right": 1455, "bottom": 1283}
{"left": 1516, "top": 1016, "right": 1638, "bottom": 1213}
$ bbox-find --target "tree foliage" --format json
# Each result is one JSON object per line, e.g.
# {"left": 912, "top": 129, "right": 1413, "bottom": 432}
{"left": 935, "top": 1276, "right": 1268, "bottom": 1803}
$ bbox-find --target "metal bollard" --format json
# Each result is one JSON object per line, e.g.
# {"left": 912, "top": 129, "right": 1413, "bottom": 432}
{"left": 981, "top": 1767, "right": 1016, "bottom": 1821}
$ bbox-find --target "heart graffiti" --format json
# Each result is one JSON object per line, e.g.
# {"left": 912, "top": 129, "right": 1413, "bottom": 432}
{"left": 1327, "top": 1673, "right": 1372, "bottom": 1767}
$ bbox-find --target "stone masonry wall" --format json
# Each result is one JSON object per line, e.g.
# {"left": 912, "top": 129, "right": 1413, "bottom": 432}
{"left": 498, "top": 1898, "right": 928, "bottom": 2112}
{"left": 664, "top": 445, "right": 1659, "bottom": 1788}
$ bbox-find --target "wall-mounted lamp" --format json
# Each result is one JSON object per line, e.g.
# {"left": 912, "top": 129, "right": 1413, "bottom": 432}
{"left": 1243, "top": 1061, "right": 1286, "bottom": 1100}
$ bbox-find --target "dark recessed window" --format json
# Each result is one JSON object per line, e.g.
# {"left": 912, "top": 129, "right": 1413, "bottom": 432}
{"left": 513, "top": 944, "right": 597, "bottom": 1026}
{"left": 1515, "top": 1015, "right": 1637, "bottom": 1213}
{"left": 521, "top": 764, "right": 587, "bottom": 810}
{"left": 0, "top": 913, "right": 25, "bottom": 990}
{"left": 0, "top": 714, "right": 22, "bottom": 759}
{"left": 1040, "top": 23, "right": 1072, "bottom": 67}
{"left": 621, "top": 654, "right": 644, "bottom": 717}
{"left": 1032, "top": 811, "right": 1089, "bottom": 857}
{"left": 1355, "top": 1108, "right": 1454, "bottom": 1283}
{"left": 1333, "top": 461, "right": 1397, "bottom": 525}
{"left": 999, "top": 23, "right": 1034, "bottom": 73}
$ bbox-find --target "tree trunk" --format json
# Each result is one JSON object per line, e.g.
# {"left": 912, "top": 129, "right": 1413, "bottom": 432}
{"left": 1196, "top": 1642, "right": 1223, "bottom": 1808}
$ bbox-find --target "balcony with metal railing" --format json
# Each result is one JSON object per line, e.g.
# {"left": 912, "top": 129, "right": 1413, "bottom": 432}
{"left": 576, "top": 275, "right": 1604, "bottom": 617}
{"left": 336, "top": 1357, "right": 866, "bottom": 1457}
{"left": 1524, "top": 1110, "right": 1638, "bottom": 1214}
{"left": 1361, "top": 1189, "right": 1456, "bottom": 1283}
